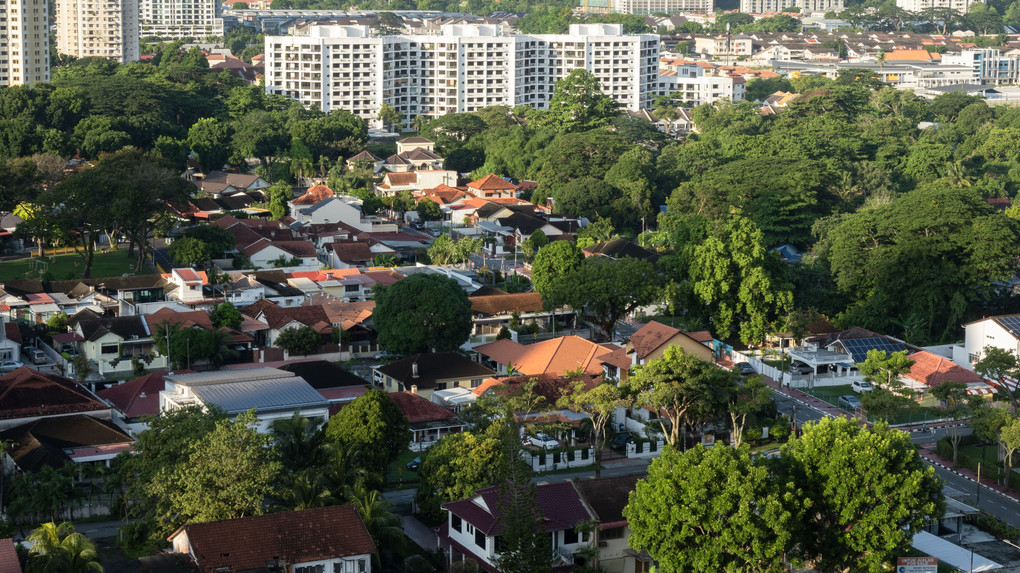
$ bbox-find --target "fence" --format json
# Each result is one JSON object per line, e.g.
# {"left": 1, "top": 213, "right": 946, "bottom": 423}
{"left": 625, "top": 439, "right": 665, "bottom": 459}
{"left": 731, "top": 349, "right": 784, "bottom": 383}
{"left": 525, "top": 447, "right": 595, "bottom": 472}
{"left": 936, "top": 438, "right": 1020, "bottom": 490}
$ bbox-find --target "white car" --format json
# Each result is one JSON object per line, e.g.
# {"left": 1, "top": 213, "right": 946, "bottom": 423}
{"left": 0, "top": 360, "right": 23, "bottom": 373}
{"left": 851, "top": 380, "right": 873, "bottom": 393}
{"left": 529, "top": 432, "right": 558, "bottom": 449}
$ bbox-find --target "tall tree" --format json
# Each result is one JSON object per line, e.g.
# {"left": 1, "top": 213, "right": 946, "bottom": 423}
{"left": 779, "top": 417, "right": 944, "bottom": 572}
{"left": 546, "top": 256, "right": 660, "bottom": 340}
{"left": 728, "top": 376, "right": 772, "bottom": 449}
{"left": 858, "top": 349, "right": 914, "bottom": 391}
{"left": 493, "top": 478, "right": 551, "bottom": 573}
{"left": 539, "top": 69, "right": 619, "bottom": 133}
{"left": 415, "top": 431, "right": 507, "bottom": 521}
{"left": 625, "top": 445, "right": 804, "bottom": 573}
{"left": 931, "top": 381, "right": 968, "bottom": 464}
{"left": 187, "top": 117, "right": 232, "bottom": 173}
{"left": 373, "top": 274, "right": 473, "bottom": 353}
{"left": 975, "top": 346, "right": 1020, "bottom": 410}
{"left": 691, "top": 215, "right": 793, "bottom": 345}
{"left": 530, "top": 240, "right": 584, "bottom": 302}
{"left": 558, "top": 381, "right": 628, "bottom": 478}
{"left": 26, "top": 522, "right": 104, "bottom": 573}
{"left": 325, "top": 389, "right": 410, "bottom": 478}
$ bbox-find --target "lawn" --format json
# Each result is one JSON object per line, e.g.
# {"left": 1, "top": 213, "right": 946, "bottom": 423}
{"left": 804, "top": 384, "right": 854, "bottom": 407}
{"left": 385, "top": 448, "right": 422, "bottom": 488}
{"left": 0, "top": 251, "right": 152, "bottom": 281}
{"left": 804, "top": 384, "right": 943, "bottom": 424}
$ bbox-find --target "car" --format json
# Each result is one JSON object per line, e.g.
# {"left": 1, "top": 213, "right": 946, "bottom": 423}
{"left": 406, "top": 457, "right": 421, "bottom": 471}
{"left": 0, "top": 360, "right": 22, "bottom": 373}
{"left": 734, "top": 362, "right": 755, "bottom": 376}
{"left": 789, "top": 362, "right": 814, "bottom": 376}
{"left": 28, "top": 348, "right": 46, "bottom": 365}
{"left": 373, "top": 351, "right": 397, "bottom": 360}
{"left": 837, "top": 395, "right": 862, "bottom": 410}
{"left": 529, "top": 432, "right": 558, "bottom": 449}
{"left": 610, "top": 433, "right": 634, "bottom": 451}
{"left": 851, "top": 380, "right": 873, "bottom": 393}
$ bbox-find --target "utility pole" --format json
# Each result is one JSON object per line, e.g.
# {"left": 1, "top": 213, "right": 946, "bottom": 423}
{"left": 977, "top": 462, "right": 981, "bottom": 504}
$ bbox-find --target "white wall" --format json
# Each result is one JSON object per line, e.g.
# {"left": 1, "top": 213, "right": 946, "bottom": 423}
{"left": 960, "top": 319, "right": 1020, "bottom": 371}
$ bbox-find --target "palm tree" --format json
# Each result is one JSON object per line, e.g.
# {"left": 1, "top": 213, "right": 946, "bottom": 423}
{"left": 27, "top": 521, "right": 103, "bottom": 573}
{"left": 270, "top": 411, "right": 324, "bottom": 469}
{"left": 274, "top": 470, "right": 336, "bottom": 511}
{"left": 207, "top": 328, "right": 239, "bottom": 367}
{"left": 323, "top": 443, "right": 377, "bottom": 496}
{"left": 348, "top": 485, "right": 406, "bottom": 565}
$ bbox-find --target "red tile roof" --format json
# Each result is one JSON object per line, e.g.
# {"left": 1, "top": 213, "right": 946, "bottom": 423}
{"left": 175, "top": 268, "right": 201, "bottom": 282}
{"left": 468, "top": 174, "right": 516, "bottom": 191}
{"left": 686, "top": 330, "right": 714, "bottom": 343}
{"left": 469, "top": 292, "right": 544, "bottom": 315}
{"left": 170, "top": 505, "right": 376, "bottom": 572}
{"left": 904, "top": 351, "right": 985, "bottom": 388}
{"left": 629, "top": 321, "right": 681, "bottom": 359}
{"left": 242, "top": 299, "right": 333, "bottom": 332}
{"left": 388, "top": 391, "right": 457, "bottom": 423}
{"left": 0, "top": 368, "right": 108, "bottom": 421}
{"left": 292, "top": 184, "right": 334, "bottom": 206}
{"left": 0, "top": 538, "right": 21, "bottom": 573}
{"left": 98, "top": 370, "right": 196, "bottom": 418}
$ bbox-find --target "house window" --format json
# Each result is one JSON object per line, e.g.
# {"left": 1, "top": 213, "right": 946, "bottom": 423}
{"left": 471, "top": 378, "right": 482, "bottom": 388}
{"left": 295, "top": 565, "right": 324, "bottom": 573}
{"left": 602, "top": 527, "right": 624, "bottom": 539}
{"left": 452, "top": 514, "right": 462, "bottom": 533}
{"left": 969, "top": 352, "right": 980, "bottom": 363}
{"left": 436, "top": 383, "right": 447, "bottom": 391}
{"left": 474, "top": 529, "right": 486, "bottom": 548}
{"left": 564, "top": 529, "right": 579, "bottom": 544}
{"left": 101, "top": 344, "right": 118, "bottom": 355}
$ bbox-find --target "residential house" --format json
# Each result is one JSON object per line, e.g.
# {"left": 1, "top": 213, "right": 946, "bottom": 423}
{"left": 243, "top": 238, "right": 320, "bottom": 268}
{"left": 223, "top": 274, "right": 267, "bottom": 308}
{"left": 346, "top": 150, "right": 384, "bottom": 173}
{"left": 98, "top": 370, "right": 196, "bottom": 435}
{"left": 476, "top": 335, "right": 617, "bottom": 377}
{"left": 0, "top": 414, "right": 134, "bottom": 472}
{"left": 0, "top": 275, "right": 169, "bottom": 318}
{"left": 901, "top": 350, "right": 997, "bottom": 404}
{"left": 789, "top": 327, "right": 913, "bottom": 382}
{"left": 241, "top": 298, "right": 335, "bottom": 347}
{"left": 322, "top": 241, "right": 376, "bottom": 268}
{"left": 468, "top": 291, "right": 570, "bottom": 337}
{"left": 572, "top": 474, "right": 653, "bottom": 573}
{"left": 601, "top": 320, "right": 714, "bottom": 382}
{"left": 245, "top": 270, "right": 307, "bottom": 307}
{"left": 289, "top": 183, "right": 335, "bottom": 214}
{"left": 70, "top": 312, "right": 165, "bottom": 375}
{"left": 954, "top": 314, "right": 1020, "bottom": 370}
{"left": 160, "top": 368, "right": 330, "bottom": 432}
{"left": 440, "top": 482, "right": 594, "bottom": 571}
{"left": 292, "top": 196, "right": 399, "bottom": 233}
{"left": 168, "top": 505, "right": 376, "bottom": 573}
{"left": 198, "top": 171, "right": 270, "bottom": 196}
{"left": 382, "top": 147, "right": 444, "bottom": 172}
{"left": 374, "top": 353, "right": 497, "bottom": 401}
{"left": 389, "top": 391, "right": 465, "bottom": 450}
{"left": 0, "top": 367, "right": 112, "bottom": 430}
{"left": 374, "top": 170, "right": 458, "bottom": 196}
{"left": 465, "top": 174, "right": 519, "bottom": 199}
{"left": 396, "top": 136, "right": 436, "bottom": 155}
{"left": 166, "top": 268, "right": 208, "bottom": 305}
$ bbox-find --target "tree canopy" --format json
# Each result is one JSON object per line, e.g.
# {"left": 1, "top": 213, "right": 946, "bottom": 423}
{"left": 373, "top": 273, "right": 473, "bottom": 353}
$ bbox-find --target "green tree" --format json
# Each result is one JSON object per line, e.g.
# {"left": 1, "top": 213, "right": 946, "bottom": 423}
{"left": 265, "top": 182, "right": 292, "bottom": 220}
{"left": 546, "top": 256, "right": 659, "bottom": 341}
{"left": 378, "top": 103, "right": 404, "bottom": 131}
{"left": 575, "top": 217, "right": 616, "bottom": 249}
{"left": 975, "top": 346, "right": 1020, "bottom": 410}
{"left": 187, "top": 117, "right": 232, "bottom": 173}
{"left": 521, "top": 229, "right": 547, "bottom": 260}
{"left": 858, "top": 349, "right": 915, "bottom": 391}
{"left": 779, "top": 417, "right": 944, "bottom": 572}
{"left": 26, "top": 521, "right": 103, "bottom": 573}
{"left": 415, "top": 431, "right": 507, "bottom": 521}
{"left": 210, "top": 302, "right": 242, "bottom": 329}
{"left": 728, "top": 376, "right": 772, "bottom": 449}
{"left": 493, "top": 479, "right": 551, "bottom": 573}
{"left": 625, "top": 445, "right": 803, "bottom": 573}
{"left": 691, "top": 215, "right": 793, "bottom": 345}
{"left": 274, "top": 325, "right": 323, "bottom": 356}
{"left": 183, "top": 225, "right": 236, "bottom": 258}
{"left": 271, "top": 411, "right": 325, "bottom": 470}
{"left": 530, "top": 240, "right": 583, "bottom": 301}
{"left": 538, "top": 70, "right": 619, "bottom": 133}
{"left": 416, "top": 198, "right": 442, "bottom": 222}
{"left": 931, "top": 381, "right": 968, "bottom": 464}
{"left": 558, "top": 381, "right": 628, "bottom": 478}
{"left": 168, "top": 237, "right": 209, "bottom": 267}
{"left": 325, "top": 389, "right": 410, "bottom": 477}
{"left": 373, "top": 273, "right": 472, "bottom": 353}
{"left": 152, "top": 411, "right": 280, "bottom": 531}
{"left": 626, "top": 346, "right": 736, "bottom": 447}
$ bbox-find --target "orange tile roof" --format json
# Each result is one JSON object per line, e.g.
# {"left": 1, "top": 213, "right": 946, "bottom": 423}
{"left": 476, "top": 335, "right": 612, "bottom": 376}
{"left": 904, "top": 351, "right": 984, "bottom": 388}
{"left": 292, "top": 184, "right": 334, "bottom": 206}
{"left": 468, "top": 174, "right": 516, "bottom": 191}
{"left": 885, "top": 49, "right": 939, "bottom": 61}
{"left": 472, "top": 373, "right": 600, "bottom": 407}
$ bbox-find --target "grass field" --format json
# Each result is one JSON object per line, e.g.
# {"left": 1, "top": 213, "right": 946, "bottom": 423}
{"left": 0, "top": 251, "right": 152, "bottom": 281}
{"left": 804, "top": 384, "right": 943, "bottom": 424}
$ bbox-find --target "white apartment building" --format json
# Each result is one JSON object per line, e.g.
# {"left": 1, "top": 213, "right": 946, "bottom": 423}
{"left": 597, "top": 0, "right": 715, "bottom": 15}
{"left": 56, "top": 0, "right": 139, "bottom": 62}
{"left": 740, "top": 0, "right": 843, "bottom": 12}
{"left": 942, "top": 48, "right": 1020, "bottom": 84}
{"left": 896, "top": 0, "right": 978, "bottom": 13}
{"left": 264, "top": 23, "right": 660, "bottom": 127}
{"left": 658, "top": 61, "right": 746, "bottom": 104}
{"left": 140, "top": 0, "right": 223, "bottom": 39}
{"left": 0, "top": 0, "right": 49, "bottom": 85}
{"left": 693, "top": 34, "right": 754, "bottom": 57}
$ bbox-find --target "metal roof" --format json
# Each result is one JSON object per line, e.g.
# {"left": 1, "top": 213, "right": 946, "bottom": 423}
{"left": 189, "top": 376, "right": 328, "bottom": 414}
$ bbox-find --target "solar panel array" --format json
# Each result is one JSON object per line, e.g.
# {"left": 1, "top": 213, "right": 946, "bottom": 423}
{"left": 840, "top": 337, "right": 908, "bottom": 364}
{"left": 996, "top": 315, "right": 1020, "bottom": 338}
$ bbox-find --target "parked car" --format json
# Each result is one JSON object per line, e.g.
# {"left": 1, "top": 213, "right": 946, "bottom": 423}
{"left": 373, "top": 351, "right": 397, "bottom": 360}
{"left": 851, "top": 380, "right": 872, "bottom": 393}
{"left": 529, "top": 432, "right": 558, "bottom": 449}
{"left": 789, "top": 362, "right": 814, "bottom": 376}
{"left": 837, "top": 395, "right": 862, "bottom": 410}
{"left": 734, "top": 362, "right": 755, "bottom": 376}
{"left": 0, "top": 360, "right": 22, "bottom": 373}
{"left": 28, "top": 349, "right": 46, "bottom": 365}
{"left": 406, "top": 457, "right": 421, "bottom": 471}
{"left": 610, "top": 433, "right": 634, "bottom": 451}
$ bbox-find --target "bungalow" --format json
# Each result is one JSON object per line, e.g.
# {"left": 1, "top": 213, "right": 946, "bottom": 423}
{"left": 440, "top": 482, "right": 594, "bottom": 572}
{"left": 954, "top": 314, "right": 1020, "bottom": 370}
{"left": 0, "top": 367, "right": 112, "bottom": 430}
{"left": 601, "top": 320, "right": 714, "bottom": 382}
{"left": 374, "top": 170, "right": 458, "bottom": 196}
{"left": 468, "top": 291, "right": 572, "bottom": 338}
{"left": 374, "top": 352, "right": 496, "bottom": 401}
{"left": 292, "top": 196, "right": 399, "bottom": 233}
{"left": 466, "top": 174, "right": 519, "bottom": 200}
{"left": 242, "top": 298, "right": 334, "bottom": 347}
{"left": 347, "top": 150, "right": 384, "bottom": 173}
{"left": 160, "top": 368, "right": 330, "bottom": 433}
{"left": 475, "top": 335, "right": 617, "bottom": 377}
{"left": 582, "top": 238, "right": 660, "bottom": 263}
{"left": 168, "top": 505, "right": 376, "bottom": 573}
{"left": 389, "top": 391, "right": 465, "bottom": 451}
{"left": 242, "top": 238, "right": 320, "bottom": 268}
{"left": 198, "top": 171, "right": 270, "bottom": 196}
{"left": 901, "top": 350, "right": 997, "bottom": 404}
{"left": 288, "top": 183, "right": 335, "bottom": 215}
{"left": 571, "top": 474, "right": 653, "bottom": 573}
{"left": 788, "top": 327, "right": 913, "bottom": 383}
{"left": 0, "top": 414, "right": 134, "bottom": 472}
{"left": 70, "top": 312, "right": 166, "bottom": 375}
{"left": 98, "top": 370, "right": 196, "bottom": 435}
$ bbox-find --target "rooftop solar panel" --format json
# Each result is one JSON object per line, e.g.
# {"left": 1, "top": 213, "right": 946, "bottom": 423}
{"left": 996, "top": 315, "right": 1020, "bottom": 337}
{"left": 840, "top": 337, "right": 908, "bottom": 364}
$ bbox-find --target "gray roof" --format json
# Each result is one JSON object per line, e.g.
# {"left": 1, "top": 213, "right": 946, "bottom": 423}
{"left": 188, "top": 374, "right": 329, "bottom": 415}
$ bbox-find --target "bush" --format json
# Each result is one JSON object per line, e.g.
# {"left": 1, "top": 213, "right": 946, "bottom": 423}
{"left": 972, "top": 512, "right": 1020, "bottom": 540}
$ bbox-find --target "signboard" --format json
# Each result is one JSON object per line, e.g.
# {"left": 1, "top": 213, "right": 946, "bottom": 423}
{"left": 896, "top": 557, "right": 937, "bottom": 573}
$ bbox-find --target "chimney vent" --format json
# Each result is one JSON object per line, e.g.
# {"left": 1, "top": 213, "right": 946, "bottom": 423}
{"left": 412, "top": 362, "right": 419, "bottom": 378}
{"left": 411, "top": 384, "right": 418, "bottom": 394}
